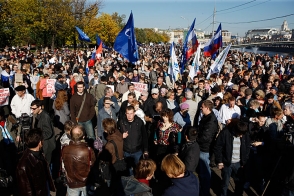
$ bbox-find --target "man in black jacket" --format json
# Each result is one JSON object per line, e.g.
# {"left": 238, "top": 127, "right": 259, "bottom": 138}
{"left": 196, "top": 100, "right": 218, "bottom": 196}
{"left": 180, "top": 126, "right": 200, "bottom": 172}
{"left": 31, "top": 100, "right": 56, "bottom": 163}
{"left": 118, "top": 106, "right": 148, "bottom": 175}
{"left": 16, "top": 129, "right": 56, "bottom": 196}
{"left": 214, "top": 120, "right": 251, "bottom": 196}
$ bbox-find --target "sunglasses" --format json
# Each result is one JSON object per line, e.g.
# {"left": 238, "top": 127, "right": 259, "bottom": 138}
{"left": 30, "top": 107, "right": 38, "bottom": 110}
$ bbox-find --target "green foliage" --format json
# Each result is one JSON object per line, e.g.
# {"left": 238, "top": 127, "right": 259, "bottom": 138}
{"left": 0, "top": 3, "right": 169, "bottom": 48}
{"left": 135, "top": 28, "right": 169, "bottom": 44}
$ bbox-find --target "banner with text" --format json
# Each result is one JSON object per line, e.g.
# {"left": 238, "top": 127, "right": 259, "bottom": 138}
{"left": 46, "top": 79, "right": 56, "bottom": 94}
{"left": 0, "top": 88, "right": 10, "bottom": 106}
{"left": 132, "top": 82, "right": 148, "bottom": 93}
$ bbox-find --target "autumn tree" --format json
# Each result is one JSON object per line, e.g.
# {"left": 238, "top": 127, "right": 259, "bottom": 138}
{"left": 91, "top": 13, "right": 120, "bottom": 46}
{"left": 111, "top": 12, "right": 126, "bottom": 29}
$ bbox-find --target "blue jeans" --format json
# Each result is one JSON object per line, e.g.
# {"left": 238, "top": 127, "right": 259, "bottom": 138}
{"left": 198, "top": 151, "right": 211, "bottom": 196}
{"left": 221, "top": 162, "right": 244, "bottom": 196}
{"left": 124, "top": 150, "right": 142, "bottom": 176}
{"left": 78, "top": 120, "right": 95, "bottom": 140}
{"left": 67, "top": 186, "right": 87, "bottom": 196}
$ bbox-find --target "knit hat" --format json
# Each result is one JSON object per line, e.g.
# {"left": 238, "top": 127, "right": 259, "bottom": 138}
{"left": 180, "top": 103, "right": 189, "bottom": 110}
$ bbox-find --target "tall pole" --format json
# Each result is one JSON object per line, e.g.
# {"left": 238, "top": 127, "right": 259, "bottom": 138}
{"left": 212, "top": 6, "right": 216, "bottom": 36}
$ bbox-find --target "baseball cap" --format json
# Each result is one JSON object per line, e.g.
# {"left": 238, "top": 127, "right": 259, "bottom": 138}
{"left": 151, "top": 88, "right": 159, "bottom": 94}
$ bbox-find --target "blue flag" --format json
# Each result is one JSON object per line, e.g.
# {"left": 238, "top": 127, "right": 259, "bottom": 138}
{"left": 75, "top": 26, "right": 91, "bottom": 42}
{"left": 114, "top": 12, "right": 139, "bottom": 64}
{"left": 180, "top": 18, "right": 196, "bottom": 73}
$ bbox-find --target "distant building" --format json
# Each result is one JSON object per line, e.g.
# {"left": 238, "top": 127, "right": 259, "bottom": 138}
{"left": 195, "top": 30, "right": 204, "bottom": 39}
{"left": 222, "top": 30, "right": 231, "bottom": 43}
{"left": 166, "top": 29, "right": 184, "bottom": 43}
{"left": 281, "top": 20, "right": 290, "bottom": 31}
{"left": 245, "top": 28, "right": 278, "bottom": 39}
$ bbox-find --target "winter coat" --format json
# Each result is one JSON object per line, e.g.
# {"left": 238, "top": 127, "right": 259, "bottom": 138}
{"left": 121, "top": 176, "right": 153, "bottom": 196}
{"left": 197, "top": 112, "right": 218, "bottom": 152}
{"left": 163, "top": 171, "right": 199, "bottom": 196}
{"left": 214, "top": 127, "right": 251, "bottom": 167}
{"left": 180, "top": 140, "right": 200, "bottom": 172}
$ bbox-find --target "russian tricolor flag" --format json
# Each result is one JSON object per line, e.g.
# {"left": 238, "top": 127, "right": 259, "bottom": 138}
{"left": 203, "top": 23, "right": 222, "bottom": 57}
{"left": 186, "top": 20, "right": 199, "bottom": 60}
{"left": 88, "top": 47, "right": 96, "bottom": 67}
{"left": 181, "top": 18, "right": 198, "bottom": 73}
{"left": 96, "top": 34, "right": 103, "bottom": 59}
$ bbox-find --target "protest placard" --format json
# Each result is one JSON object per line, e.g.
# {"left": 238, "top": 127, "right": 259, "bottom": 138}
{"left": 0, "top": 88, "right": 10, "bottom": 106}
{"left": 132, "top": 82, "right": 148, "bottom": 93}
{"left": 15, "top": 73, "right": 23, "bottom": 83}
{"left": 46, "top": 79, "right": 56, "bottom": 94}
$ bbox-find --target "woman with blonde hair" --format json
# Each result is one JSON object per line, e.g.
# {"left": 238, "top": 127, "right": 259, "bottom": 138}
{"left": 255, "top": 89, "right": 265, "bottom": 110}
{"left": 53, "top": 89, "right": 70, "bottom": 130}
{"left": 161, "top": 154, "right": 199, "bottom": 196}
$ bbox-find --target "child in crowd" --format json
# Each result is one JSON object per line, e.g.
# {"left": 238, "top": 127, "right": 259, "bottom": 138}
{"left": 60, "top": 120, "right": 75, "bottom": 148}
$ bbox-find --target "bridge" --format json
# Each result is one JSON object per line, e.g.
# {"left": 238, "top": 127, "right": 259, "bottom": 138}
{"left": 231, "top": 40, "right": 294, "bottom": 48}
{"left": 229, "top": 40, "right": 294, "bottom": 54}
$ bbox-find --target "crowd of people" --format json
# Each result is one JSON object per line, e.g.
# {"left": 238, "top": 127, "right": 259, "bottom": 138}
{"left": 0, "top": 44, "right": 294, "bottom": 196}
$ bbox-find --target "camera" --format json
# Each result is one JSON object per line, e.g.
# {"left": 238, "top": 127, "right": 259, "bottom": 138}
{"left": 16, "top": 113, "right": 31, "bottom": 127}
{"left": 284, "top": 122, "right": 294, "bottom": 135}
{"left": 55, "top": 172, "right": 67, "bottom": 186}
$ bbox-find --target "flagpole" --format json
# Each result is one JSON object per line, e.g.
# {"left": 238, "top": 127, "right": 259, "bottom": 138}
{"left": 212, "top": 6, "right": 216, "bottom": 36}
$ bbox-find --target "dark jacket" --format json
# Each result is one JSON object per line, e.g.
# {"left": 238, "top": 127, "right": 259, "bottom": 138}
{"left": 118, "top": 115, "right": 148, "bottom": 153}
{"left": 248, "top": 122, "right": 267, "bottom": 154}
{"left": 144, "top": 97, "right": 167, "bottom": 117}
{"left": 62, "top": 141, "right": 96, "bottom": 188}
{"left": 163, "top": 171, "right": 199, "bottom": 196}
{"left": 214, "top": 127, "right": 251, "bottom": 167}
{"left": 180, "top": 140, "right": 200, "bottom": 172}
{"left": 35, "top": 110, "right": 56, "bottom": 163}
{"left": 121, "top": 175, "right": 153, "bottom": 196}
{"left": 197, "top": 112, "right": 218, "bottom": 152}
{"left": 70, "top": 92, "right": 96, "bottom": 123}
{"left": 239, "top": 97, "right": 253, "bottom": 111}
{"left": 54, "top": 80, "right": 68, "bottom": 96}
{"left": 16, "top": 149, "right": 56, "bottom": 196}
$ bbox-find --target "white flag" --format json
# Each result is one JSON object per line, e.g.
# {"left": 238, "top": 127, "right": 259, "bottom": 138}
{"left": 206, "top": 44, "right": 231, "bottom": 79}
{"left": 189, "top": 43, "right": 201, "bottom": 80}
{"left": 168, "top": 42, "right": 180, "bottom": 82}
